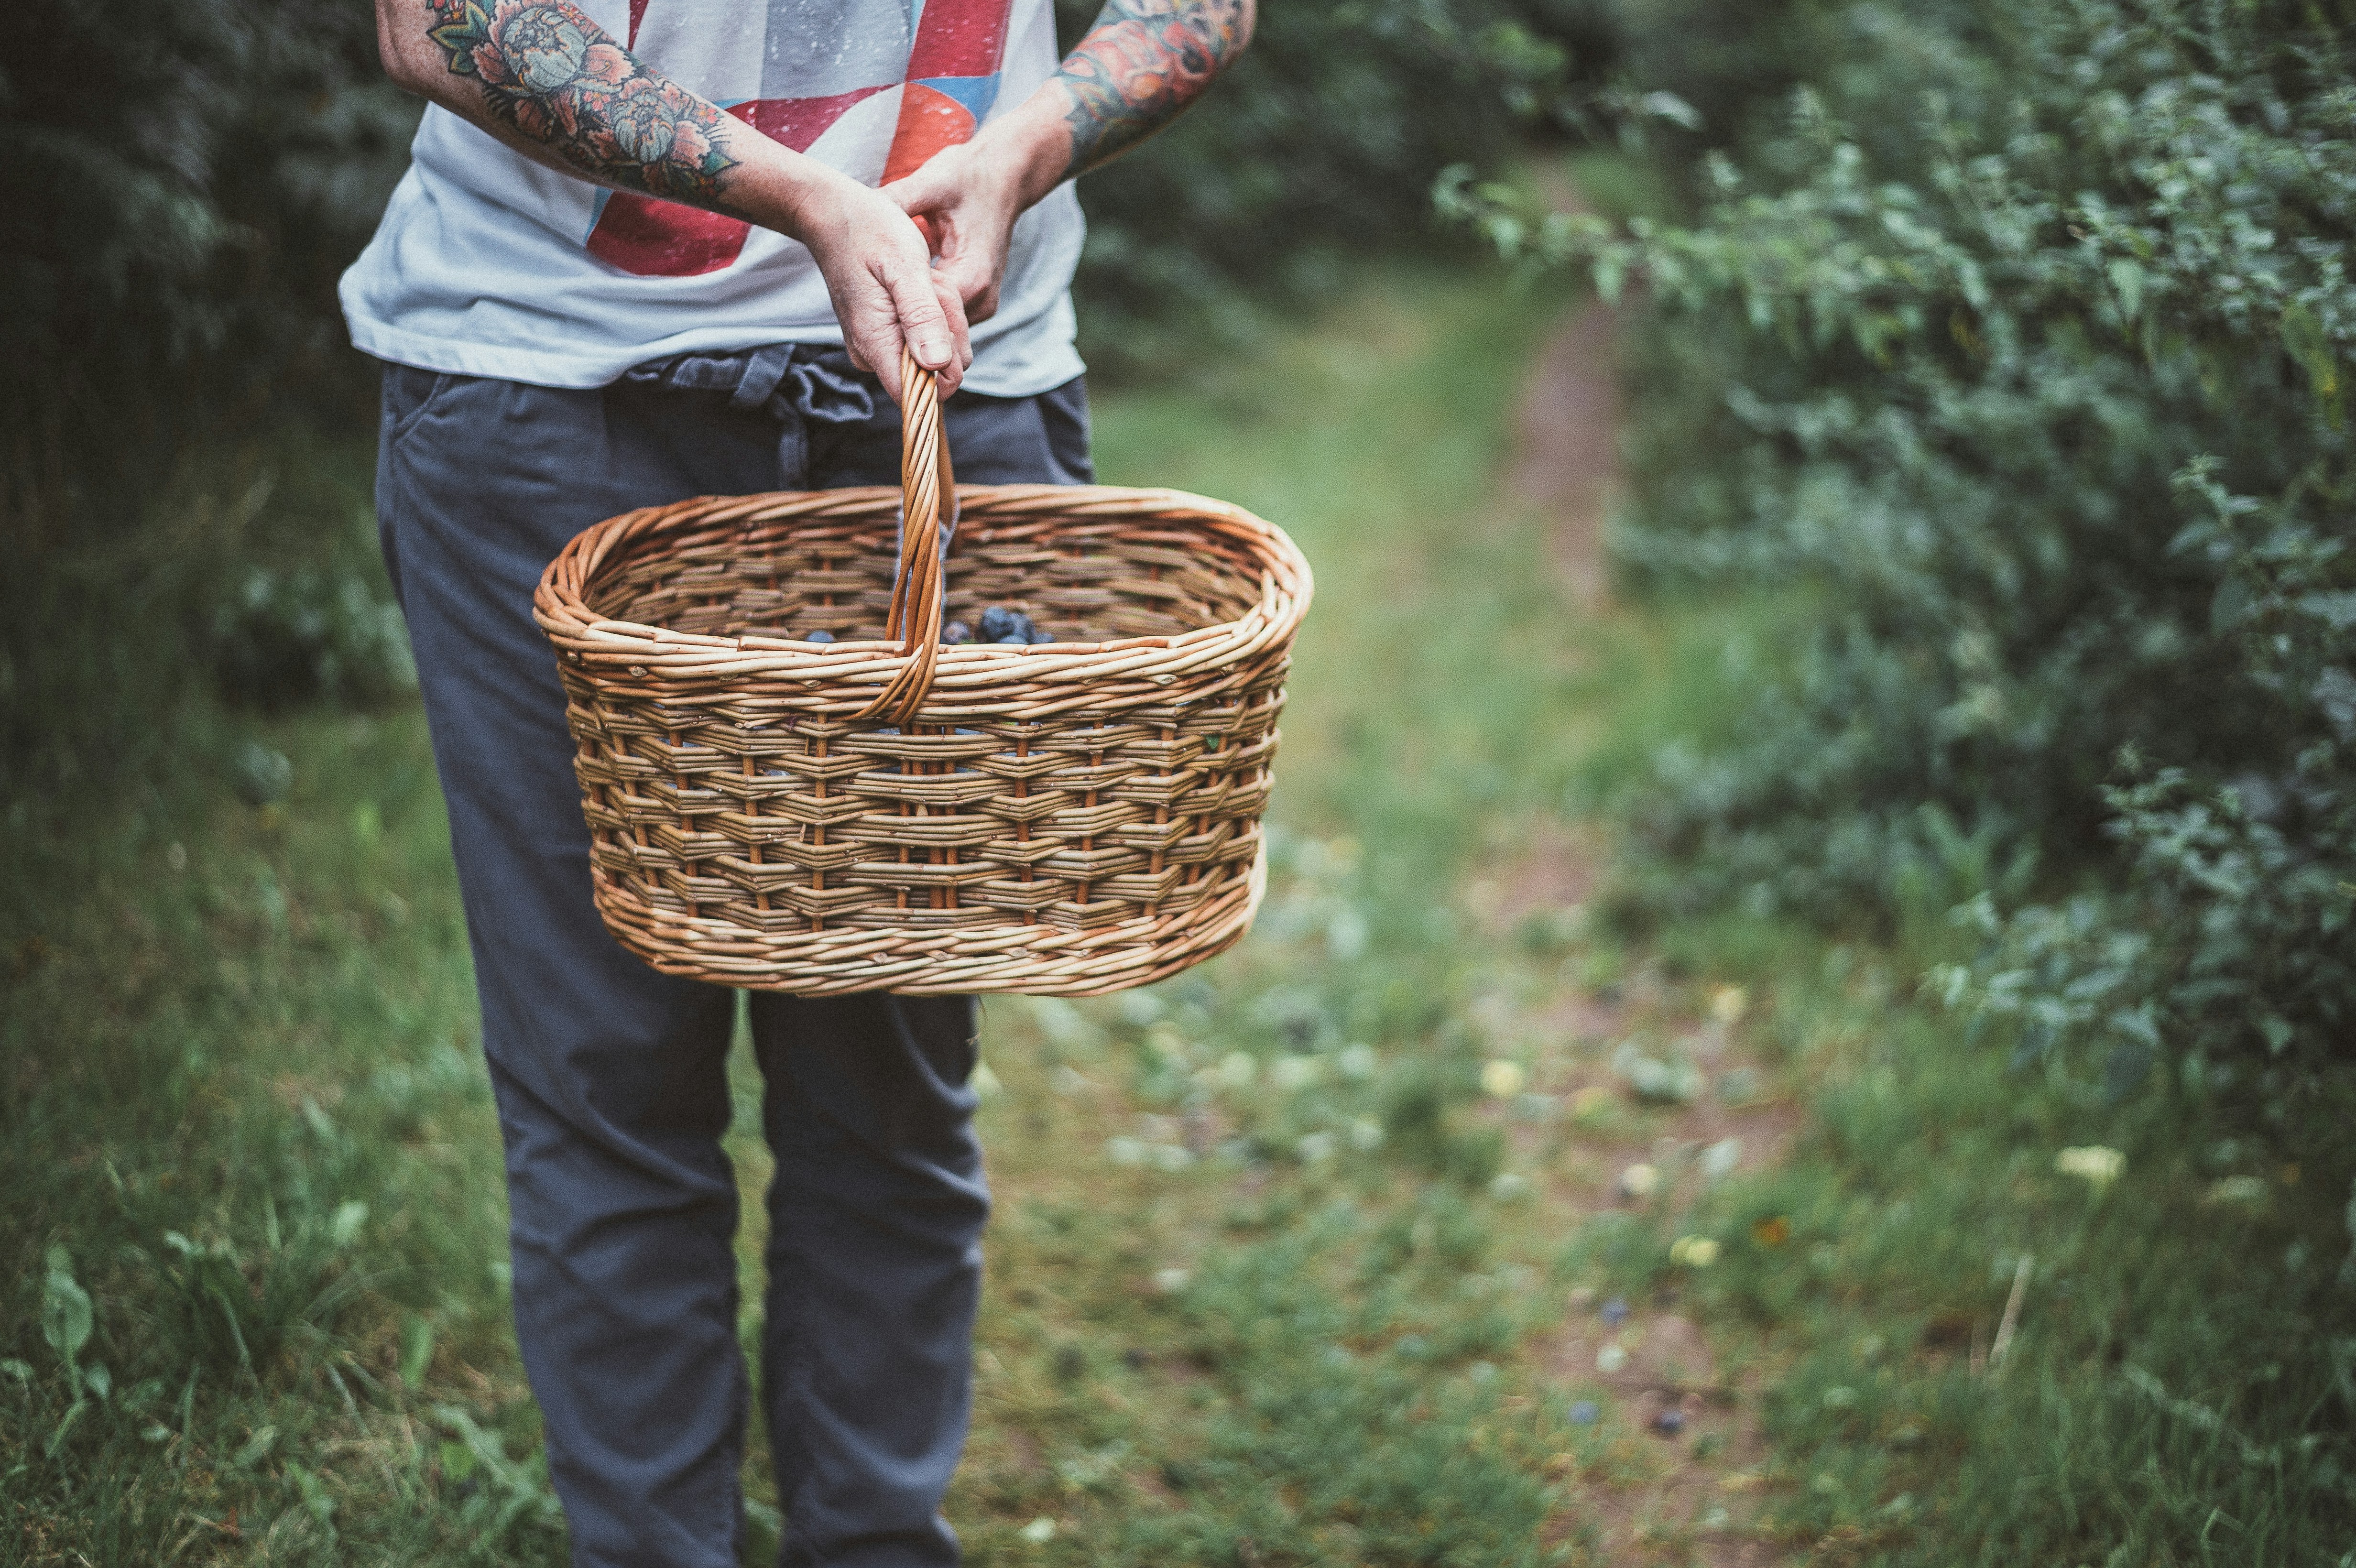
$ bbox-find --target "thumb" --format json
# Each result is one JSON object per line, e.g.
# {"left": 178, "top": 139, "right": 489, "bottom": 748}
{"left": 884, "top": 158, "right": 957, "bottom": 218}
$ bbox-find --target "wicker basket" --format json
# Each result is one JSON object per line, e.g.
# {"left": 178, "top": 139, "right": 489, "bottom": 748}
{"left": 532, "top": 348, "right": 1313, "bottom": 995}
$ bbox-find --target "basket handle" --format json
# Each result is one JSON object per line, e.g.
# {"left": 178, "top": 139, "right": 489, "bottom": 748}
{"left": 858, "top": 342, "right": 959, "bottom": 726}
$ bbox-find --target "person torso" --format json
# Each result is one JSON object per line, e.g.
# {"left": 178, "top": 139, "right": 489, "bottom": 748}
{"left": 341, "top": 0, "right": 1085, "bottom": 396}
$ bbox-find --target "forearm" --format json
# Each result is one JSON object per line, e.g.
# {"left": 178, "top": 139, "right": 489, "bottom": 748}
{"left": 375, "top": 0, "right": 840, "bottom": 239}
{"left": 959, "top": 0, "right": 1254, "bottom": 213}
{"left": 1055, "top": 0, "right": 1254, "bottom": 176}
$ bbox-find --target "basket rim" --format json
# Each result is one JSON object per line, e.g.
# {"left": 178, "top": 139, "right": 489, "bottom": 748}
{"left": 533, "top": 480, "right": 1313, "bottom": 713}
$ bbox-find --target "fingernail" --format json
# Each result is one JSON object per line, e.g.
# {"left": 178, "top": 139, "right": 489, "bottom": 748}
{"left": 919, "top": 337, "right": 948, "bottom": 365}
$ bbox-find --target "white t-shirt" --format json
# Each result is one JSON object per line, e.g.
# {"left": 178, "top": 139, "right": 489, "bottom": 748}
{"left": 341, "top": 0, "right": 1085, "bottom": 397}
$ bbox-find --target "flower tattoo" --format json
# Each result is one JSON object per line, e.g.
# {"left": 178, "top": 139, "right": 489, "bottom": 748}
{"left": 1055, "top": 0, "right": 1251, "bottom": 175}
{"left": 425, "top": 0, "right": 738, "bottom": 206}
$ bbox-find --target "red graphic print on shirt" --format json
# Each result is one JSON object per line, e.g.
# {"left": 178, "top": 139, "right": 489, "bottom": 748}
{"left": 585, "top": 0, "right": 1012, "bottom": 278}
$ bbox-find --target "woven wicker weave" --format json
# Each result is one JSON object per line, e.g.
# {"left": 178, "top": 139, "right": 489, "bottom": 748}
{"left": 532, "top": 348, "right": 1313, "bottom": 996}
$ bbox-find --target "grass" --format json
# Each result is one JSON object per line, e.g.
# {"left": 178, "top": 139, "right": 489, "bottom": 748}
{"left": 4, "top": 265, "right": 2353, "bottom": 1566}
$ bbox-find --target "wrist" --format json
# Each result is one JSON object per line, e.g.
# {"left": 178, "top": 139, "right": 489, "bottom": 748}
{"left": 968, "top": 97, "right": 1080, "bottom": 211}
{"left": 731, "top": 144, "right": 868, "bottom": 243}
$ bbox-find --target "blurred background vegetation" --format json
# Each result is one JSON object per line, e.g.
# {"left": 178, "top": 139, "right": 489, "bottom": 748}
{"left": 5, "top": 0, "right": 2352, "bottom": 1562}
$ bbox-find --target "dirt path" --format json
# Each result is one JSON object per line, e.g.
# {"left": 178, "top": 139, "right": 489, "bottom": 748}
{"left": 1505, "top": 301, "right": 1621, "bottom": 609}
{"left": 1491, "top": 299, "right": 1790, "bottom": 1567}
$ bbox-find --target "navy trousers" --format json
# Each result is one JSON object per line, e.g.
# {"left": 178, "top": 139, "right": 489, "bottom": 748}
{"left": 375, "top": 347, "right": 1092, "bottom": 1568}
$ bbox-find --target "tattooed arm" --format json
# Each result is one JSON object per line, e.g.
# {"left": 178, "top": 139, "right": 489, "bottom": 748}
{"left": 885, "top": 0, "right": 1253, "bottom": 322}
{"left": 373, "top": 0, "right": 967, "bottom": 398}
{"left": 1049, "top": 0, "right": 1256, "bottom": 176}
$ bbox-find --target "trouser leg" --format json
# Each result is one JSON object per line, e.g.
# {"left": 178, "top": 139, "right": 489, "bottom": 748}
{"left": 751, "top": 993, "right": 986, "bottom": 1568}
{"left": 376, "top": 364, "right": 793, "bottom": 1568}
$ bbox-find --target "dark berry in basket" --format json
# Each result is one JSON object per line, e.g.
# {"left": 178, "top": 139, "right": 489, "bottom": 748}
{"left": 1027, "top": 626, "right": 1056, "bottom": 645}
{"left": 996, "top": 634, "right": 1029, "bottom": 646}
{"left": 943, "top": 621, "right": 972, "bottom": 645}
{"left": 804, "top": 629, "right": 836, "bottom": 645}
{"left": 977, "top": 605, "right": 1025, "bottom": 642}
{"left": 1652, "top": 1408, "right": 1687, "bottom": 1437}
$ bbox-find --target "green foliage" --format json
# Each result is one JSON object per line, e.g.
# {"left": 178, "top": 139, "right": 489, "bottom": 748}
{"left": 211, "top": 562, "right": 418, "bottom": 710}
{"left": 1, "top": 1, "right": 417, "bottom": 777}
{"left": 0, "top": 0, "right": 414, "bottom": 502}
{"left": 0, "top": 664, "right": 559, "bottom": 1561}
{"left": 1771, "top": 986, "right": 2356, "bottom": 1566}
{"left": 1452, "top": 0, "right": 2356, "bottom": 1132}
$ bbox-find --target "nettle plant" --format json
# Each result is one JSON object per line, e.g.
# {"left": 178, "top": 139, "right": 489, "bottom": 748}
{"left": 1446, "top": 0, "right": 2354, "bottom": 1127}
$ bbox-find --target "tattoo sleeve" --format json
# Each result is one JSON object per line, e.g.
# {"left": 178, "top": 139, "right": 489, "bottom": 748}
{"left": 423, "top": 0, "right": 741, "bottom": 208}
{"left": 1054, "top": 0, "right": 1251, "bottom": 177}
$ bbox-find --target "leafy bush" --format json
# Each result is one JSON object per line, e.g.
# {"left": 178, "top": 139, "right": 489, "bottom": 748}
{"left": 212, "top": 563, "right": 417, "bottom": 710}
{"left": 1, "top": 0, "right": 416, "bottom": 776}
{"left": 0, "top": 0, "right": 414, "bottom": 523}
{"left": 1450, "top": 0, "right": 2355, "bottom": 1128}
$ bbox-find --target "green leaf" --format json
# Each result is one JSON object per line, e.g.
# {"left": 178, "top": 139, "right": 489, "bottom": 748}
{"left": 2106, "top": 258, "right": 2145, "bottom": 323}
{"left": 288, "top": 1461, "right": 338, "bottom": 1539}
{"left": 2281, "top": 303, "right": 2338, "bottom": 399}
{"left": 43, "top": 1399, "right": 87, "bottom": 1460}
{"left": 399, "top": 1315, "right": 436, "bottom": 1389}
{"left": 1639, "top": 91, "right": 1702, "bottom": 131}
{"left": 2295, "top": 591, "right": 2356, "bottom": 631}
{"left": 439, "top": 1437, "right": 478, "bottom": 1481}
{"left": 234, "top": 1424, "right": 279, "bottom": 1469}
{"left": 2210, "top": 574, "right": 2254, "bottom": 636}
{"left": 1593, "top": 253, "right": 1626, "bottom": 306}
{"left": 330, "top": 1199, "right": 369, "bottom": 1248}
{"left": 40, "top": 1254, "right": 93, "bottom": 1378}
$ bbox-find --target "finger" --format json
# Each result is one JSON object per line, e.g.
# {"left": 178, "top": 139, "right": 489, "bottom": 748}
{"left": 862, "top": 332, "right": 900, "bottom": 404}
{"left": 930, "top": 271, "right": 975, "bottom": 380}
{"left": 839, "top": 291, "right": 902, "bottom": 403}
{"left": 953, "top": 256, "right": 1001, "bottom": 326}
{"left": 883, "top": 253, "right": 961, "bottom": 386}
